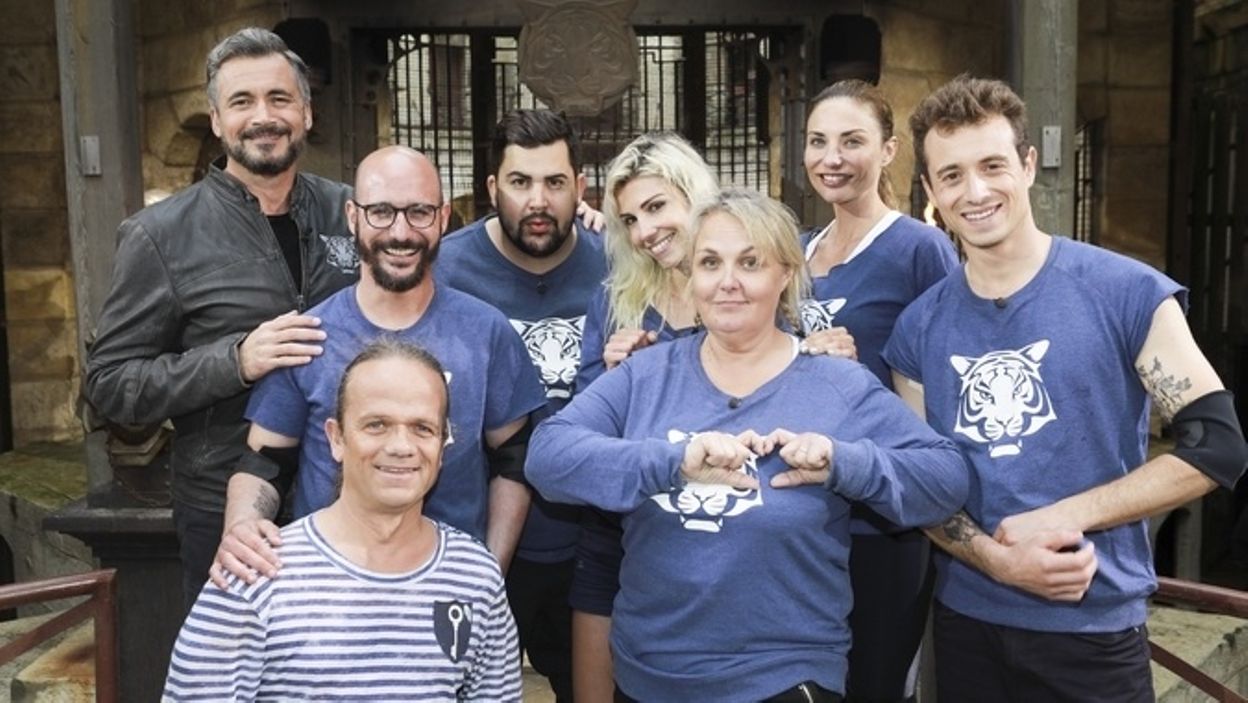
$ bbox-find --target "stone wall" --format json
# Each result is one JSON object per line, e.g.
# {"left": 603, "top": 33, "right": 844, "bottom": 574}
{"left": 0, "top": 445, "right": 94, "bottom": 616}
{"left": 797, "top": 1, "right": 1007, "bottom": 225}
{"left": 1078, "top": 0, "right": 1174, "bottom": 269}
{"left": 0, "top": 0, "right": 79, "bottom": 445}
{"left": 137, "top": 0, "right": 285, "bottom": 196}
{"left": 871, "top": 0, "right": 1006, "bottom": 216}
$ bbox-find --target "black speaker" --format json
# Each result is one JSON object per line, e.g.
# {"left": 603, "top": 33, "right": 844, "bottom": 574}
{"left": 275, "top": 18, "right": 333, "bottom": 87}
{"left": 819, "top": 15, "right": 881, "bottom": 85}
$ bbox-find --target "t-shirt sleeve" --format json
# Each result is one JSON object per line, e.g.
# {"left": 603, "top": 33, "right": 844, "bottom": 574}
{"left": 244, "top": 366, "right": 310, "bottom": 439}
{"left": 881, "top": 301, "right": 927, "bottom": 383}
{"left": 911, "top": 229, "right": 958, "bottom": 296}
{"left": 464, "top": 574, "right": 522, "bottom": 702}
{"left": 1118, "top": 263, "right": 1186, "bottom": 361}
{"left": 574, "top": 286, "right": 611, "bottom": 394}
{"left": 483, "top": 315, "right": 549, "bottom": 432}
{"left": 163, "top": 581, "right": 265, "bottom": 701}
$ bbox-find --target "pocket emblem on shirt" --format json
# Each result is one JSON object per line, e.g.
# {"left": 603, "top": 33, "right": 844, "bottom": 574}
{"left": 434, "top": 600, "right": 472, "bottom": 662}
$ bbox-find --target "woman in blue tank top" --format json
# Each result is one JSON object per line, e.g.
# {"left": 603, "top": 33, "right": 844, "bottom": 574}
{"left": 802, "top": 80, "right": 958, "bottom": 703}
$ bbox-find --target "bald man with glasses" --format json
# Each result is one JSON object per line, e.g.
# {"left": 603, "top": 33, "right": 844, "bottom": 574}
{"left": 212, "top": 145, "right": 547, "bottom": 588}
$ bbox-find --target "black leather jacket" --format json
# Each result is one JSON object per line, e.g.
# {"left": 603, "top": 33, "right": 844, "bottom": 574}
{"left": 84, "top": 164, "right": 359, "bottom": 512}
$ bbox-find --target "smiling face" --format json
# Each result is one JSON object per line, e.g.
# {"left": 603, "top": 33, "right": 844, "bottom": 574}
{"left": 615, "top": 176, "right": 693, "bottom": 270}
{"left": 488, "top": 141, "right": 585, "bottom": 258}
{"left": 691, "top": 212, "right": 793, "bottom": 337}
{"left": 348, "top": 148, "right": 449, "bottom": 292}
{"left": 210, "top": 53, "right": 311, "bottom": 178}
{"left": 804, "top": 97, "right": 896, "bottom": 208}
{"left": 327, "top": 356, "right": 448, "bottom": 514}
{"left": 922, "top": 115, "right": 1037, "bottom": 252}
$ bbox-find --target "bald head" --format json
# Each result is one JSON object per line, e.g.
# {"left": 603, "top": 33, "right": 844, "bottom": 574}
{"left": 348, "top": 146, "right": 449, "bottom": 293}
{"left": 354, "top": 146, "right": 444, "bottom": 205}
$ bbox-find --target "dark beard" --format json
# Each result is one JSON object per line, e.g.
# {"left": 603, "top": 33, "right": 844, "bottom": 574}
{"left": 223, "top": 124, "right": 304, "bottom": 177}
{"left": 498, "top": 212, "right": 570, "bottom": 258}
{"left": 356, "top": 231, "right": 439, "bottom": 292}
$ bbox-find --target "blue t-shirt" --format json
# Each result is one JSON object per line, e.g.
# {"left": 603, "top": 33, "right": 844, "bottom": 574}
{"left": 245, "top": 284, "right": 547, "bottom": 541}
{"left": 883, "top": 236, "right": 1185, "bottom": 634}
{"left": 574, "top": 287, "right": 698, "bottom": 394}
{"left": 439, "top": 217, "right": 607, "bottom": 562}
{"left": 527, "top": 333, "right": 969, "bottom": 701}
{"left": 802, "top": 212, "right": 956, "bottom": 535}
{"left": 801, "top": 211, "right": 956, "bottom": 388}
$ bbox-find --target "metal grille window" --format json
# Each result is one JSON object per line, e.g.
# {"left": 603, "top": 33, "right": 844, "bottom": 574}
{"left": 388, "top": 34, "right": 475, "bottom": 209}
{"left": 705, "top": 32, "right": 771, "bottom": 191}
{"left": 490, "top": 34, "right": 685, "bottom": 203}
{"left": 386, "top": 28, "right": 787, "bottom": 221}
{"left": 1073, "top": 120, "right": 1102, "bottom": 244}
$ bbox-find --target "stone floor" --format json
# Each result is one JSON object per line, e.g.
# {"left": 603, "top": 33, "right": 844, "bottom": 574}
{"left": 0, "top": 442, "right": 1245, "bottom": 701}
{"left": 522, "top": 662, "right": 556, "bottom": 702}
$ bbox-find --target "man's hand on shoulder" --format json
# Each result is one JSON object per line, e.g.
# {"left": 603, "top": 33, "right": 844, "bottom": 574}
{"left": 211, "top": 517, "right": 283, "bottom": 588}
{"left": 577, "top": 200, "right": 605, "bottom": 233}
{"left": 211, "top": 465, "right": 288, "bottom": 589}
{"left": 238, "top": 311, "right": 327, "bottom": 383}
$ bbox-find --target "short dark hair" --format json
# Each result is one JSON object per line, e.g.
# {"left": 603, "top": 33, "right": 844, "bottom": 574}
{"left": 909, "top": 74, "right": 1030, "bottom": 181}
{"left": 490, "top": 109, "right": 581, "bottom": 175}
{"left": 335, "top": 338, "right": 451, "bottom": 439}
{"left": 205, "top": 27, "right": 312, "bottom": 108}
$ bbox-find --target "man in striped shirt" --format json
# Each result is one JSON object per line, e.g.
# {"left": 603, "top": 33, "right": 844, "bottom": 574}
{"left": 164, "top": 339, "right": 522, "bottom": 701}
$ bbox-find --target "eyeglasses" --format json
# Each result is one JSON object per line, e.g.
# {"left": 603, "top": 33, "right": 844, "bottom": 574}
{"left": 352, "top": 200, "right": 442, "bottom": 229}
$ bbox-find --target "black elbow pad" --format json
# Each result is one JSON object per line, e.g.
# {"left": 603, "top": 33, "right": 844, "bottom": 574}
{"left": 236, "top": 445, "right": 301, "bottom": 496}
{"left": 1169, "top": 390, "right": 1248, "bottom": 490}
{"left": 488, "top": 419, "right": 532, "bottom": 484}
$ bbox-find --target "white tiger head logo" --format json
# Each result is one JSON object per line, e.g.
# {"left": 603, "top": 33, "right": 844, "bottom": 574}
{"left": 799, "top": 298, "right": 848, "bottom": 334}
{"left": 510, "top": 316, "right": 585, "bottom": 400}
{"left": 649, "top": 430, "right": 763, "bottom": 533}
{"left": 318, "top": 234, "right": 360, "bottom": 274}
{"left": 950, "top": 340, "right": 1057, "bottom": 458}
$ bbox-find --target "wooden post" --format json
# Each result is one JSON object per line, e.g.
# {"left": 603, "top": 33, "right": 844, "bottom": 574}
{"left": 54, "top": 0, "right": 143, "bottom": 492}
{"left": 1009, "top": 0, "right": 1078, "bottom": 237}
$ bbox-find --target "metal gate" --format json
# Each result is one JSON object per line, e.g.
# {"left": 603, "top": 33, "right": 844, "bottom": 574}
{"left": 1179, "top": 92, "right": 1246, "bottom": 373}
{"left": 384, "top": 28, "right": 789, "bottom": 223}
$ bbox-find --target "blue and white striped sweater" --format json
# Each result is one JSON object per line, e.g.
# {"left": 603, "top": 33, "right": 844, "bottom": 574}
{"left": 164, "top": 517, "right": 521, "bottom": 702}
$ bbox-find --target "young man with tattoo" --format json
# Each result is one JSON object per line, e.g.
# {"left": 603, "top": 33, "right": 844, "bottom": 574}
{"left": 882, "top": 76, "right": 1247, "bottom": 702}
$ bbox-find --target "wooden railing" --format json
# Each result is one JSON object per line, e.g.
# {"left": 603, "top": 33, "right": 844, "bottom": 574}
{"left": 1150, "top": 576, "right": 1248, "bottom": 703}
{"left": 0, "top": 569, "right": 117, "bottom": 702}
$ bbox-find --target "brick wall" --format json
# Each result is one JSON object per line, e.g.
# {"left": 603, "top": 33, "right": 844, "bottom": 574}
{"left": 0, "top": 0, "right": 79, "bottom": 445}
{"left": 137, "top": 0, "right": 284, "bottom": 194}
{"left": 1078, "top": 0, "right": 1174, "bottom": 269}
{"left": 872, "top": 0, "right": 1006, "bottom": 214}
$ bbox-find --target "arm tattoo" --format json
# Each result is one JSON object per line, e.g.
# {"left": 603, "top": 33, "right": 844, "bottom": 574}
{"left": 940, "top": 511, "right": 985, "bottom": 547}
{"left": 252, "top": 487, "right": 280, "bottom": 520}
{"left": 1136, "top": 356, "right": 1192, "bottom": 422}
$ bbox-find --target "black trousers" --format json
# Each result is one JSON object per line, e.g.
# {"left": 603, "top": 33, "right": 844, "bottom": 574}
{"left": 933, "top": 601, "right": 1154, "bottom": 702}
{"left": 846, "top": 530, "right": 933, "bottom": 703}
{"left": 615, "top": 681, "right": 842, "bottom": 703}
{"left": 507, "top": 555, "right": 575, "bottom": 702}
{"left": 171, "top": 500, "right": 225, "bottom": 615}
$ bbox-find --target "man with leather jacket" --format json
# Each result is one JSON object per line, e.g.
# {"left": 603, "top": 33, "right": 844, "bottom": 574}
{"left": 84, "top": 27, "right": 358, "bottom": 607}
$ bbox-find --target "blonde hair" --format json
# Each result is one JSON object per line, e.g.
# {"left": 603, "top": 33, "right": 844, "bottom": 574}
{"left": 602, "top": 133, "right": 719, "bottom": 330}
{"left": 689, "top": 189, "right": 810, "bottom": 330}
